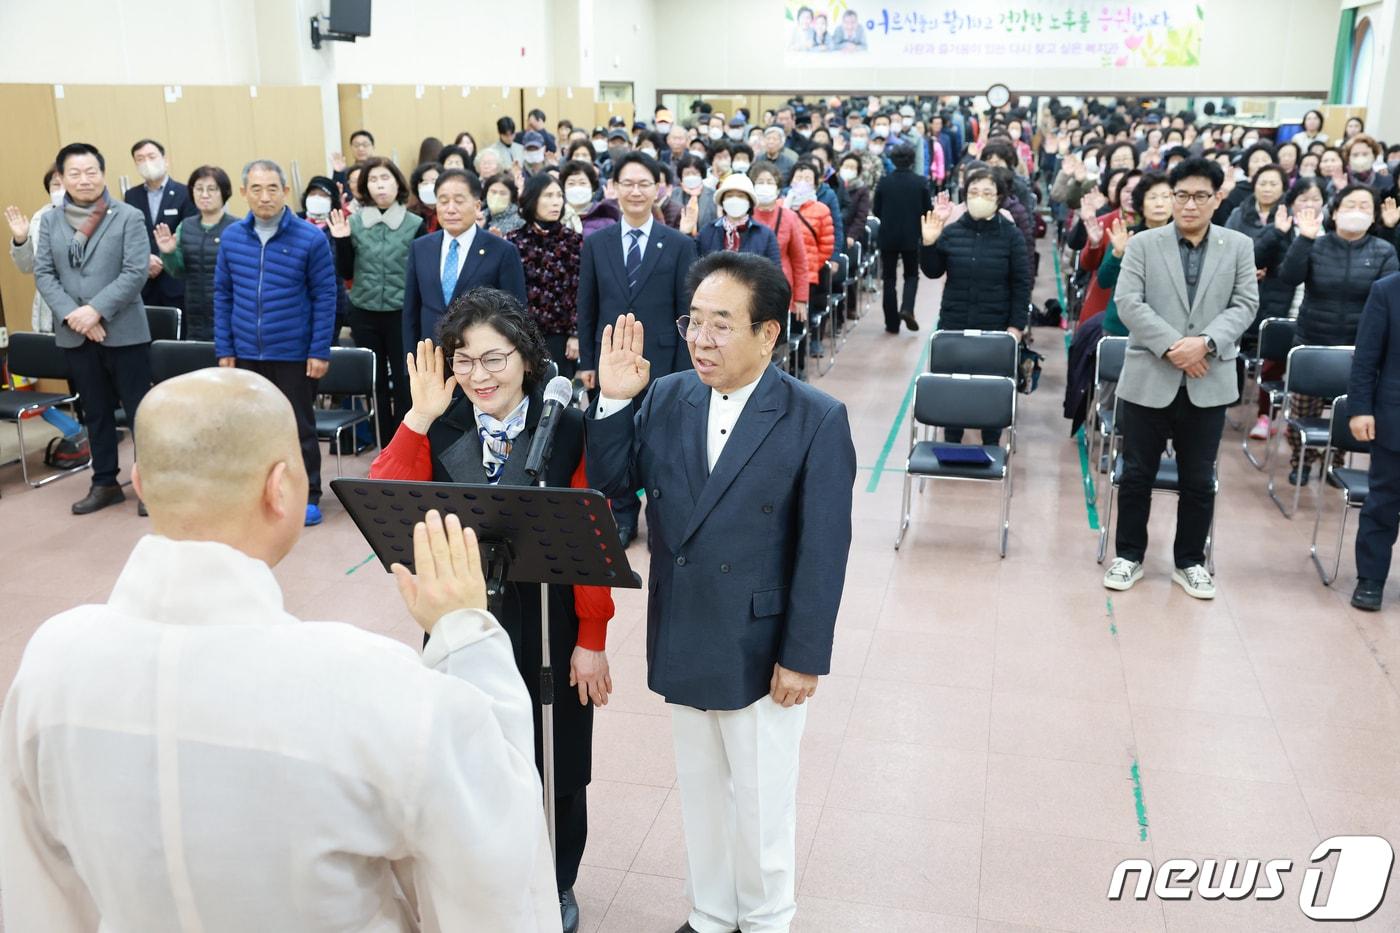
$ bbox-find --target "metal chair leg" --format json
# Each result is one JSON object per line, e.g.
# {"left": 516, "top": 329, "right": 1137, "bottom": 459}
{"left": 999, "top": 473, "right": 1011, "bottom": 558}
{"left": 13, "top": 414, "right": 91, "bottom": 488}
{"left": 894, "top": 470, "right": 913, "bottom": 550}
{"left": 1310, "top": 485, "right": 1351, "bottom": 586}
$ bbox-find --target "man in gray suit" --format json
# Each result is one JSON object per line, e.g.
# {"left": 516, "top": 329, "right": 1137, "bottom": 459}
{"left": 34, "top": 143, "right": 152, "bottom": 515}
{"left": 1104, "top": 157, "right": 1258, "bottom": 599}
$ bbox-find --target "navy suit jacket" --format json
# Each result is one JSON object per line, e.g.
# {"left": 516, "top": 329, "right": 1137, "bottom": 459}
{"left": 125, "top": 178, "right": 196, "bottom": 306}
{"left": 402, "top": 228, "right": 527, "bottom": 347}
{"left": 576, "top": 221, "right": 697, "bottom": 378}
{"left": 586, "top": 365, "right": 857, "bottom": 710}
{"left": 1349, "top": 271, "right": 1400, "bottom": 451}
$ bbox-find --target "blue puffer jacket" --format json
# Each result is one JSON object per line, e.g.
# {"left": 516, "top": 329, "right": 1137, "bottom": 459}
{"left": 214, "top": 207, "right": 338, "bottom": 362}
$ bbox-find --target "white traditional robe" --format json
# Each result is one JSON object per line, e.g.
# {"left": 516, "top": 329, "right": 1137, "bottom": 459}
{"left": 0, "top": 535, "right": 561, "bottom": 933}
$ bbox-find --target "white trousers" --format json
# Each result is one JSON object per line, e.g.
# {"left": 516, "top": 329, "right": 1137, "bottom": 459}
{"left": 671, "top": 696, "right": 807, "bottom": 933}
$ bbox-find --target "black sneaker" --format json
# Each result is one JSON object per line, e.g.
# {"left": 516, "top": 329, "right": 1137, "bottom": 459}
{"left": 1288, "top": 465, "right": 1311, "bottom": 487}
{"left": 1351, "top": 578, "right": 1384, "bottom": 611}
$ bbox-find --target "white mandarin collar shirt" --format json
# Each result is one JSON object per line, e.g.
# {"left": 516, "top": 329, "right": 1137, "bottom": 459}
{"left": 596, "top": 370, "right": 764, "bottom": 472}
{"left": 0, "top": 534, "right": 559, "bottom": 933}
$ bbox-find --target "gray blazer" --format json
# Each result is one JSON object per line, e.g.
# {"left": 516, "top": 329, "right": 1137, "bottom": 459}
{"left": 1115, "top": 222, "right": 1258, "bottom": 409}
{"left": 33, "top": 199, "right": 151, "bottom": 350}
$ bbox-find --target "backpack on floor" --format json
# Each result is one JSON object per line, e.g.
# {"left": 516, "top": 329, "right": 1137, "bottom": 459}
{"left": 1018, "top": 344, "right": 1044, "bottom": 395}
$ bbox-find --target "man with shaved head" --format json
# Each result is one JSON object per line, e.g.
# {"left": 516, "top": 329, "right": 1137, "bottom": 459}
{"left": 0, "top": 368, "right": 561, "bottom": 932}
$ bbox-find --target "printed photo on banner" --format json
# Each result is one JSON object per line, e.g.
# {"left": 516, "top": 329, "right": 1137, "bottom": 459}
{"left": 782, "top": 1, "right": 1206, "bottom": 69}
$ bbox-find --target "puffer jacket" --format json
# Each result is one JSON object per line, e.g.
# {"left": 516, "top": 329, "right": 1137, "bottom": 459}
{"left": 789, "top": 198, "right": 835, "bottom": 285}
{"left": 336, "top": 203, "right": 424, "bottom": 312}
{"left": 1278, "top": 230, "right": 1399, "bottom": 346}
{"left": 918, "top": 212, "right": 1031, "bottom": 331}
{"left": 214, "top": 207, "right": 338, "bottom": 362}
{"left": 1225, "top": 198, "right": 1297, "bottom": 334}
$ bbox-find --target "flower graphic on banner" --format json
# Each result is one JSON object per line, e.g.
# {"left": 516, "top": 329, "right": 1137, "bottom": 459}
{"left": 1111, "top": 4, "right": 1205, "bottom": 67}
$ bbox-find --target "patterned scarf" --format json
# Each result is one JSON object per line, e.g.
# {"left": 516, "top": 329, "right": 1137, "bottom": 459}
{"left": 475, "top": 396, "right": 529, "bottom": 483}
{"left": 722, "top": 215, "right": 748, "bottom": 252}
{"left": 63, "top": 191, "right": 111, "bottom": 267}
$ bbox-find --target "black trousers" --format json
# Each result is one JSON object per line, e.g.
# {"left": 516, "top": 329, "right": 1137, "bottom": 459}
{"left": 1357, "top": 444, "right": 1400, "bottom": 583}
{"left": 555, "top": 785, "right": 588, "bottom": 890}
{"left": 66, "top": 341, "right": 152, "bottom": 487}
{"left": 1115, "top": 386, "right": 1226, "bottom": 568}
{"left": 544, "top": 333, "right": 578, "bottom": 381}
{"left": 349, "top": 306, "right": 407, "bottom": 445}
{"left": 945, "top": 427, "right": 1004, "bottom": 446}
{"left": 881, "top": 248, "right": 919, "bottom": 332}
{"left": 236, "top": 359, "right": 322, "bottom": 504}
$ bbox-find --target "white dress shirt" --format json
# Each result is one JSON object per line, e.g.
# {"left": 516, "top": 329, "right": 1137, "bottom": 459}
{"left": 620, "top": 214, "right": 654, "bottom": 263}
{"left": 0, "top": 535, "right": 559, "bottom": 933}
{"left": 439, "top": 224, "right": 478, "bottom": 280}
{"left": 597, "top": 371, "right": 763, "bottom": 471}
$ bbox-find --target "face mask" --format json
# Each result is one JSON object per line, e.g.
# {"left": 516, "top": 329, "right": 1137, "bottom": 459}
{"left": 1242, "top": 136, "right": 1258, "bottom": 148}
{"left": 797, "top": 128, "right": 811, "bottom": 139}
{"left": 1335, "top": 210, "right": 1373, "bottom": 233}
{"left": 889, "top": 120, "right": 902, "bottom": 134}
{"left": 1234, "top": 167, "right": 1247, "bottom": 183}
{"left": 592, "top": 139, "right": 607, "bottom": 153}
{"left": 565, "top": 185, "right": 592, "bottom": 206}
{"left": 870, "top": 144, "right": 885, "bottom": 156}
{"left": 790, "top": 181, "right": 815, "bottom": 199}
{"left": 727, "top": 128, "right": 744, "bottom": 141}
{"left": 709, "top": 126, "right": 724, "bottom": 140}
{"left": 1350, "top": 154, "right": 1375, "bottom": 173}
{"left": 50, "top": 189, "right": 65, "bottom": 208}
{"left": 753, "top": 182, "right": 778, "bottom": 204}
{"left": 839, "top": 167, "right": 858, "bottom": 183}
{"left": 305, "top": 194, "right": 332, "bottom": 216}
{"left": 524, "top": 149, "right": 545, "bottom": 164}
{"left": 137, "top": 158, "right": 166, "bottom": 182}
{"left": 417, "top": 184, "right": 437, "bottom": 206}
{"left": 851, "top": 136, "right": 869, "bottom": 152}
{"left": 640, "top": 147, "right": 657, "bottom": 159}
{"left": 966, "top": 196, "right": 998, "bottom": 220}
{"left": 1008, "top": 129, "right": 1022, "bottom": 140}
{"left": 486, "top": 193, "right": 511, "bottom": 214}
{"left": 702, "top": 174, "right": 718, "bottom": 190}
{"left": 656, "top": 122, "right": 672, "bottom": 134}
{"left": 1084, "top": 158, "right": 1099, "bottom": 174}
{"left": 732, "top": 161, "right": 750, "bottom": 174}
{"left": 873, "top": 126, "right": 889, "bottom": 139}
{"left": 722, "top": 197, "right": 751, "bottom": 219}
{"left": 682, "top": 174, "right": 703, "bottom": 192}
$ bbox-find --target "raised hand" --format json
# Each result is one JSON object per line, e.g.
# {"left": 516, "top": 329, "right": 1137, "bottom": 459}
{"left": 1107, "top": 216, "right": 1131, "bottom": 256}
{"left": 597, "top": 313, "right": 651, "bottom": 401}
{"left": 402, "top": 339, "right": 458, "bottom": 433}
{"left": 1084, "top": 214, "right": 1104, "bottom": 246}
{"left": 330, "top": 151, "right": 346, "bottom": 173}
{"left": 1219, "top": 170, "right": 1236, "bottom": 197}
{"left": 921, "top": 194, "right": 953, "bottom": 245}
{"left": 391, "top": 511, "right": 489, "bottom": 634}
{"left": 1381, "top": 197, "right": 1400, "bottom": 229}
{"left": 4, "top": 205, "right": 30, "bottom": 244}
{"left": 1063, "top": 153, "right": 1084, "bottom": 181}
{"left": 326, "top": 208, "right": 351, "bottom": 239}
{"left": 680, "top": 195, "right": 700, "bottom": 236}
{"left": 153, "top": 222, "right": 178, "bottom": 254}
{"left": 1274, "top": 205, "right": 1293, "bottom": 234}
{"left": 1295, "top": 206, "right": 1322, "bottom": 239}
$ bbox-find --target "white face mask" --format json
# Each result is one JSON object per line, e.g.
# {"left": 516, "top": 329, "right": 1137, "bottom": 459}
{"left": 592, "top": 139, "right": 607, "bottom": 154}
{"left": 1350, "top": 153, "right": 1376, "bottom": 173}
{"left": 417, "top": 184, "right": 437, "bottom": 206}
{"left": 722, "top": 197, "right": 751, "bottom": 219}
{"left": 708, "top": 126, "right": 724, "bottom": 140}
{"left": 1335, "top": 209, "right": 1373, "bottom": 233}
{"left": 726, "top": 128, "right": 744, "bottom": 141}
{"left": 889, "top": 119, "right": 902, "bottom": 134}
{"left": 851, "top": 136, "right": 869, "bottom": 152}
{"left": 873, "top": 125, "right": 890, "bottom": 139}
{"left": 524, "top": 149, "right": 545, "bottom": 164}
{"left": 839, "top": 167, "right": 858, "bottom": 183}
{"left": 753, "top": 182, "right": 778, "bottom": 204}
{"left": 137, "top": 158, "right": 166, "bottom": 183}
{"left": 50, "top": 188, "right": 65, "bottom": 208}
{"left": 732, "top": 161, "right": 750, "bottom": 174}
{"left": 305, "top": 194, "right": 332, "bottom": 216}
{"left": 656, "top": 122, "right": 672, "bottom": 134}
{"left": 682, "top": 174, "right": 703, "bottom": 192}
{"left": 966, "top": 196, "right": 998, "bottom": 220}
{"left": 640, "top": 147, "right": 657, "bottom": 159}
{"left": 564, "top": 184, "right": 593, "bottom": 206}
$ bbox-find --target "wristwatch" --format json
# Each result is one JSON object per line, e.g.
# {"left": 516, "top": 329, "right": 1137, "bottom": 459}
{"left": 1203, "top": 336, "right": 1217, "bottom": 356}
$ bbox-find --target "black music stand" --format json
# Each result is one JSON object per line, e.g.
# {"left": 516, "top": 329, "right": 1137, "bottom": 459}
{"left": 331, "top": 477, "right": 642, "bottom": 856}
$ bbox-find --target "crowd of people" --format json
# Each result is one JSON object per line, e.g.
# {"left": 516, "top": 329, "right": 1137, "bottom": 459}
{"left": 6, "top": 91, "right": 1400, "bottom": 933}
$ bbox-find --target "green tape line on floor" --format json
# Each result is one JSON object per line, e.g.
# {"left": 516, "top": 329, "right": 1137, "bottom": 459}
{"left": 1130, "top": 758, "right": 1149, "bottom": 842}
{"left": 865, "top": 361, "right": 922, "bottom": 494}
{"left": 346, "top": 552, "right": 376, "bottom": 575}
{"left": 1056, "top": 245, "right": 1101, "bottom": 533}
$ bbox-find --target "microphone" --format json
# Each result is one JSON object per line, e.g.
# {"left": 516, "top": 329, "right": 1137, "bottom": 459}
{"left": 524, "top": 376, "right": 575, "bottom": 480}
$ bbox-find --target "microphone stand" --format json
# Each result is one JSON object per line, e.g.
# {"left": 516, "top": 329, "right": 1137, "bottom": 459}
{"left": 537, "top": 469, "right": 557, "bottom": 858}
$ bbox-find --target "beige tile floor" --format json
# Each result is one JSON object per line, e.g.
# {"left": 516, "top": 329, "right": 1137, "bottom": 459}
{"left": 1, "top": 256, "right": 1398, "bottom": 932}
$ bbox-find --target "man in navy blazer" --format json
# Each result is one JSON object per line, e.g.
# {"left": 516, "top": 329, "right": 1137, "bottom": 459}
{"left": 587, "top": 252, "right": 856, "bottom": 933}
{"left": 402, "top": 169, "right": 527, "bottom": 348}
{"left": 1346, "top": 271, "right": 1400, "bottom": 610}
{"left": 125, "top": 139, "right": 197, "bottom": 309}
{"left": 576, "top": 151, "right": 698, "bottom": 541}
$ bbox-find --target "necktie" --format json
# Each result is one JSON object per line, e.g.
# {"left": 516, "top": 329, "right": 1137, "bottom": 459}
{"left": 625, "top": 228, "right": 643, "bottom": 291}
{"left": 442, "top": 237, "right": 460, "bottom": 305}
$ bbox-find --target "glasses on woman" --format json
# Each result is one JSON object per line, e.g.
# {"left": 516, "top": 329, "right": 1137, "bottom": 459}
{"left": 1171, "top": 191, "right": 1216, "bottom": 205}
{"left": 451, "top": 348, "right": 518, "bottom": 375}
{"left": 676, "top": 315, "right": 760, "bottom": 346}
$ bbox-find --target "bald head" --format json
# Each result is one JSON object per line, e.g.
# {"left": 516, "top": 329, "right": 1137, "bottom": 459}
{"left": 134, "top": 369, "right": 305, "bottom": 551}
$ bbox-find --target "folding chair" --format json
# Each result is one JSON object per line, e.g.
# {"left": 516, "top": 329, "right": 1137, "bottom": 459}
{"left": 0, "top": 332, "right": 88, "bottom": 487}
{"left": 828, "top": 253, "right": 849, "bottom": 354}
{"left": 1266, "top": 344, "right": 1354, "bottom": 518}
{"left": 314, "top": 346, "right": 378, "bottom": 477}
{"left": 864, "top": 217, "right": 881, "bottom": 288}
{"left": 928, "top": 329, "right": 1020, "bottom": 377}
{"left": 144, "top": 305, "right": 182, "bottom": 341}
{"left": 149, "top": 340, "right": 217, "bottom": 383}
{"left": 1087, "top": 336, "right": 1127, "bottom": 479}
{"left": 843, "top": 243, "right": 863, "bottom": 327}
{"left": 895, "top": 373, "right": 1017, "bottom": 556}
{"left": 1310, "top": 395, "right": 1370, "bottom": 585}
{"left": 1095, "top": 398, "right": 1218, "bottom": 574}
{"left": 1240, "top": 317, "right": 1296, "bottom": 470}
{"left": 808, "top": 262, "right": 832, "bottom": 373}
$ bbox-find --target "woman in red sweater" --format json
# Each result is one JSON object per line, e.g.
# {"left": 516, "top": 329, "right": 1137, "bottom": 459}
{"left": 1076, "top": 168, "right": 1142, "bottom": 326}
{"left": 369, "top": 287, "right": 611, "bottom": 932}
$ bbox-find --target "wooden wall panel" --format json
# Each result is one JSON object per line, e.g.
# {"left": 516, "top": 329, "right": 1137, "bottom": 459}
{"left": 594, "top": 100, "right": 635, "bottom": 130}
{"left": 54, "top": 85, "right": 170, "bottom": 197}
{"left": 0, "top": 85, "right": 62, "bottom": 336}
{"left": 554, "top": 87, "right": 596, "bottom": 134}
{"left": 439, "top": 87, "right": 524, "bottom": 164}
{"left": 249, "top": 86, "right": 328, "bottom": 204}
{"left": 163, "top": 86, "right": 255, "bottom": 215}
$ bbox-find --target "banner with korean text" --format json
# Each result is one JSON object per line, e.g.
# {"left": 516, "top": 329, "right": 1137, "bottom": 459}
{"left": 781, "top": 2, "right": 1206, "bottom": 69}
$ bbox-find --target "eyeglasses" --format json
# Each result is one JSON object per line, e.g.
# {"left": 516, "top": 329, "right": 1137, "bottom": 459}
{"left": 677, "top": 315, "right": 761, "bottom": 345}
{"left": 451, "top": 348, "right": 518, "bottom": 375}
{"left": 1143, "top": 191, "right": 1175, "bottom": 204}
{"left": 616, "top": 180, "right": 656, "bottom": 192}
{"left": 1172, "top": 191, "right": 1216, "bottom": 206}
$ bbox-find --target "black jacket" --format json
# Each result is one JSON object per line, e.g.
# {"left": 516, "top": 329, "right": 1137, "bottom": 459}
{"left": 1349, "top": 272, "right": 1400, "bottom": 451}
{"left": 919, "top": 213, "right": 1031, "bottom": 330}
{"left": 872, "top": 168, "right": 933, "bottom": 251}
{"left": 125, "top": 178, "right": 197, "bottom": 306}
{"left": 1279, "top": 231, "right": 1399, "bottom": 346}
{"left": 1224, "top": 199, "right": 1297, "bottom": 332}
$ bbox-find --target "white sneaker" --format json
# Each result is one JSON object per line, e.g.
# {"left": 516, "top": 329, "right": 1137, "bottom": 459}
{"left": 1172, "top": 564, "right": 1216, "bottom": 600}
{"left": 1103, "top": 558, "right": 1144, "bottom": 591}
{"left": 1248, "top": 416, "right": 1270, "bottom": 440}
